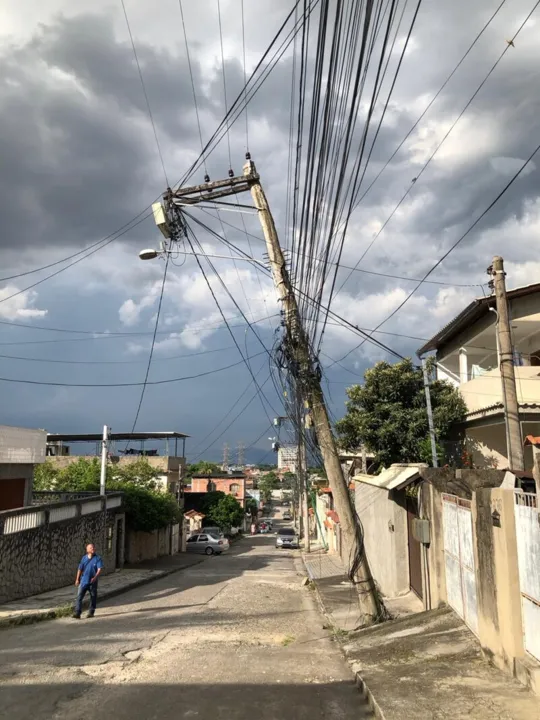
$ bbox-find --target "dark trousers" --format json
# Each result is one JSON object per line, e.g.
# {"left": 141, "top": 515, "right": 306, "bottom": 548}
{"left": 75, "top": 582, "right": 98, "bottom": 616}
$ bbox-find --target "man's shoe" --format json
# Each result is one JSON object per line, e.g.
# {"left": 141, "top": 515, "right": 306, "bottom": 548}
{"left": 86, "top": 613, "right": 95, "bottom": 619}
{"left": 72, "top": 614, "right": 81, "bottom": 619}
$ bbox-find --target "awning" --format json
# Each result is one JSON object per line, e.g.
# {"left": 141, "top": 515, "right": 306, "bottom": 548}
{"left": 353, "top": 463, "right": 426, "bottom": 491}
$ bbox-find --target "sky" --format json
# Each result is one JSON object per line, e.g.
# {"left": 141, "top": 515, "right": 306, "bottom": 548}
{"left": 1, "top": 0, "right": 540, "bottom": 462}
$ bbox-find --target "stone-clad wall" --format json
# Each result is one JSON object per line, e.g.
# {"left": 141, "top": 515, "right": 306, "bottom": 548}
{"left": 0, "top": 510, "right": 119, "bottom": 604}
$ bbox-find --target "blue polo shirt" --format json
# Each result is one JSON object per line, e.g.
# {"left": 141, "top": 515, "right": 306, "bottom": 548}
{"left": 79, "top": 553, "right": 103, "bottom": 586}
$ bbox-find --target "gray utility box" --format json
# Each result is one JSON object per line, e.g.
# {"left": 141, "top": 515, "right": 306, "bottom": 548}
{"left": 412, "top": 517, "right": 430, "bottom": 545}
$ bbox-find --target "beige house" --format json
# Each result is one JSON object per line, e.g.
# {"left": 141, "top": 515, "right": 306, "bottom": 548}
{"left": 418, "top": 282, "right": 540, "bottom": 470}
{"left": 46, "top": 431, "right": 188, "bottom": 497}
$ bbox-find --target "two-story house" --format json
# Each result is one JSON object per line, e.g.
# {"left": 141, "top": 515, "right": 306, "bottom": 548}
{"left": 187, "top": 472, "right": 246, "bottom": 506}
{"left": 418, "top": 282, "right": 540, "bottom": 470}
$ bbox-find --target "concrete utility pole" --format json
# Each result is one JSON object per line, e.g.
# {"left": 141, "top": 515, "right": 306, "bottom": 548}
{"left": 163, "top": 159, "right": 381, "bottom": 624}
{"left": 245, "top": 161, "right": 377, "bottom": 621}
{"left": 421, "top": 358, "right": 439, "bottom": 468}
{"left": 489, "top": 256, "right": 524, "bottom": 471}
{"left": 100, "top": 425, "right": 109, "bottom": 496}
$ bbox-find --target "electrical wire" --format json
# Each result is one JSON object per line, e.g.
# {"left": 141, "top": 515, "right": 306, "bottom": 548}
{"left": 120, "top": 0, "right": 168, "bottom": 185}
{"left": 332, "top": 135, "right": 540, "bottom": 366}
{"left": 126, "top": 254, "right": 170, "bottom": 443}
{"left": 179, "top": 0, "right": 208, "bottom": 176}
{"left": 217, "top": 0, "right": 233, "bottom": 171}
{"left": 0, "top": 345, "right": 236, "bottom": 365}
{"left": 0, "top": 211, "right": 152, "bottom": 308}
{"left": 0, "top": 351, "right": 266, "bottom": 387}
{"left": 241, "top": 0, "right": 250, "bottom": 154}
{"left": 334, "top": 0, "right": 539, "bottom": 295}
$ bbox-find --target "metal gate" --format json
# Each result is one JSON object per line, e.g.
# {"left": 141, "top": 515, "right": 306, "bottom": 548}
{"left": 407, "top": 496, "right": 423, "bottom": 599}
{"left": 442, "top": 494, "right": 478, "bottom": 634}
{"left": 514, "top": 492, "right": 540, "bottom": 661}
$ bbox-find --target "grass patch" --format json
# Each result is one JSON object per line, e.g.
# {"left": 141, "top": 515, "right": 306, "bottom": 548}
{"left": 281, "top": 635, "right": 295, "bottom": 647}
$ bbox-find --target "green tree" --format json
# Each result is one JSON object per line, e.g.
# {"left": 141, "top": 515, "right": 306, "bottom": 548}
{"left": 335, "top": 358, "right": 467, "bottom": 469}
{"left": 32, "top": 458, "right": 180, "bottom": 532}
{"left": 198, "top": 490, "right": 226, "bottom": 516}
{"left": 245, "top": 497, "right": 258, "bottom": 519}
{"left": 185, "top": 461, "right": 221, "bottom": 477}
{"left": 111, "top": 458, "right": 160, "bottom": 489}
{"left": 34, "top": 458, "right": 101, "bottom": 491}
{"left": 207, "top": 494, "right": 245, "bottom": 530}
{"left": 258, "top": 472, "right": 279, "bottom": 503}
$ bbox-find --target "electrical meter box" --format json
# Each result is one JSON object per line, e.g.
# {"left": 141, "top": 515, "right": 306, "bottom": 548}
{"left": 412, "top": 518, "right": 430, "bottom": 545}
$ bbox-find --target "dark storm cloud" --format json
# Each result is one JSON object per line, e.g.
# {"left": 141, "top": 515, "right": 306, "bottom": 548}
{"left": 0, "top": 12, "right": 210, "bottom": 255}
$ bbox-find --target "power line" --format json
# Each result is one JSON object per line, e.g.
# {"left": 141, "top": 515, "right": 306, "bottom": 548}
{"left": 217, "top": 0, "right": 233, "bottom": 171}
{"left": 332, "top": 134, "right": 540, "bottom": 365}
{"left": 0, "top": 212, "right": 152, "bottom": 309}
{"left": 127, "top": 252, "right": 169, "bottom": 438}
{"left": 178, "top": 0, "right": 207, "bottom": 176}
{"left": 120, "top": 0, "right": 169, "bottom": 185}
{"left": 333, "top": 0, "right": 539, "bottom": 295}
{"left": 0, "top": 345, "right": 236, "bottom": 365}
{"left": 0, "top": 351, "right": 266, "bottom": 387}
{"left": 241, "top": 0, "right": 250, "bottom": 154}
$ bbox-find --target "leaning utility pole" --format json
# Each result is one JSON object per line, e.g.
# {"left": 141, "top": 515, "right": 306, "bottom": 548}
{"left": 162, "top": 159, "right": 380, "bottom": 624}
{"left": 246, "top": 160, "right": 378, "bottom": 621}
{"left": 488, "top": 256, "right": 524, "bottom": 471}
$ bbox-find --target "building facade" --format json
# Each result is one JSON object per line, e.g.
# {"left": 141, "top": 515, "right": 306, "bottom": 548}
{"left": 0, "top": 425, "right": 47, "bottom": 511}
{"left": 418, "top": 283, "right": 540, "bottom": 470}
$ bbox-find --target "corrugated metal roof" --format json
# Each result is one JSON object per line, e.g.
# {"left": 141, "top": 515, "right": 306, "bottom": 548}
{"left": 354, "top": 463, "right": 427, "bottom": 491}
{"left": 417, "top": 282, "right": 540, "bottom": 355}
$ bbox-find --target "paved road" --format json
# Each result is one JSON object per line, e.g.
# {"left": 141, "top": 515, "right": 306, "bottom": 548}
{"left": 0, "top": 527, "right": 372, "bottom": 719}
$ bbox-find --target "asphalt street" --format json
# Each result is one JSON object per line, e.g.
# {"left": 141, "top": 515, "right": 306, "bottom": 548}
{"left": 0, "top": 518, "right": 372, "bottom": 720}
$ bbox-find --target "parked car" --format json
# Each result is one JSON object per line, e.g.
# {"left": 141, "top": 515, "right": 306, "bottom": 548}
{"left": 275, "top": 527, "right": 299, "bottom": 549}
{"left": 191, "top": 526, "right": 224, "bottom": 538}
{"left": 186, "top": 533, "right": 229, "bottom": 555}
{"left": 283, "top": 511, "right": 292, "bottom": 520}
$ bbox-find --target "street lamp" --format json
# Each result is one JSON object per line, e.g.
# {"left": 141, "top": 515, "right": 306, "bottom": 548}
{"left": 139, "top": 248, "right": 160, "bottom": 261}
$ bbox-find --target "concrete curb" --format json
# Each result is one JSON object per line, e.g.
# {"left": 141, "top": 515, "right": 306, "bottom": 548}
{"left": 0, "top": 558, "right": 204, "bottom": 630}
{"left": 301, "top": 553, "right": 387, "bottom": 720}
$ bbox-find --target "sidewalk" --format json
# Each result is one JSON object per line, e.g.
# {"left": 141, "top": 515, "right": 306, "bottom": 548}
{"left": 303, "top": 550, "right": 540, "bottom": 719}
{"left": 0, "top": 553, "right": 203, "bottom": 628}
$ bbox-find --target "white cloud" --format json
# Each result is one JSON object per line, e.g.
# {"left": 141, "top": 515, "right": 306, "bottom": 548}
{"left": 0, "top": 287, "right": 47, "bottom": 320}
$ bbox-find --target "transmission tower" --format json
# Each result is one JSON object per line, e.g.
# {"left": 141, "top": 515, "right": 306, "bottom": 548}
{"left": 222, "top": 443, "right": 230, "bottom": 471}
{"left": 237, "top": 441, "right": 245, "bottom": 468}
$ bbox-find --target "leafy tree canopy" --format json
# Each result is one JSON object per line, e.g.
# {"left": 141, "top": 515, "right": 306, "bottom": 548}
{"left": 258, "top": 472, "right": 279, "bottom": 503}
{"left": 335, "top": 358, "right": 466, "bottom": 469}
{"left": 33, "top": 458, "right": 179, "bottom": 532}
{"left": 185, "top": 461, "right": 221, "bottom": 477}
{"left": 207, "top": 494, "right": 245, "bottom": 530}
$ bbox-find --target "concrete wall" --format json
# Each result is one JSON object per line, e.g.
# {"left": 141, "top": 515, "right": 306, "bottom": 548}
{"left": 355, "top": 482, "right": 409, "bottom": 598}
{"left": 125, "top": 523, "right": 179, "bottom": 564}
{"left": 474, "top": 487, "right": 524, "bottom": 673}
{"left": 466, "top": 421, "right": 540, "bottom": 471}
{"left": 0, "top": 507, "right": 120, "bottom": 604}
{"left": 419, "top": 470, "right": 531, "bottom": 686}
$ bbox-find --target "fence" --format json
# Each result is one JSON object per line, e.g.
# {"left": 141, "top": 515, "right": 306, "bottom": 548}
{"left": 0, "top": 492, "right": 123, "bottom": 535}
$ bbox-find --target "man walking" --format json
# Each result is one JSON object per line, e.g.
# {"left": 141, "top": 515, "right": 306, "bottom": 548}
{"left": 73, "top": 543, "right": 103, "bottom": 619}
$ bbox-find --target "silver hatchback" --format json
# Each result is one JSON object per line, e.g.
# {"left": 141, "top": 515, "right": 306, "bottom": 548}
{"left": 186, "top": 532, "right": 229, "bottom": 555}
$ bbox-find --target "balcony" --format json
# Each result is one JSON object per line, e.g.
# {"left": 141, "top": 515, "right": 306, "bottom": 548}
{"left": 458, "top": 366, "right": 540, "bottom": 415}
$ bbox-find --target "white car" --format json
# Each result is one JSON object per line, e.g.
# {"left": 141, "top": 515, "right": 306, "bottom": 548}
{"left": 186, "top": 533, "right": 229, "bottom": 555}
{"left": 275, "top": 528, "right": 299, "bottom": 549}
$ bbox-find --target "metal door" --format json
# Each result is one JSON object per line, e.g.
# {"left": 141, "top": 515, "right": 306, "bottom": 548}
{"left": 407, "top": 496, "right": 423, "bottom": 599}
{"left": 442, "top": 494, "right": 478, "bottom": 634}
{"left": 514, "top": 492, "right": 540, "bottom": 661}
